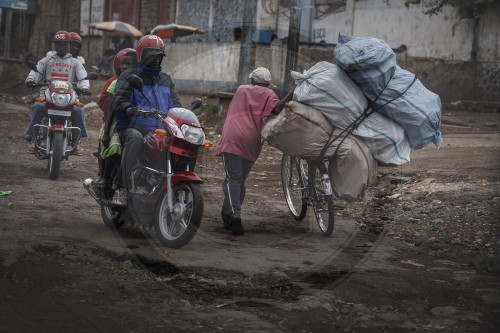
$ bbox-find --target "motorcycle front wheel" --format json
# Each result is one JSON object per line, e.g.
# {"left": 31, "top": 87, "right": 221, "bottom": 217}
{"left": 155, "top": 182, "right": 203, "bottom": 248}
{"left": 48, "top": 131, "right": 64, "bottom": 179}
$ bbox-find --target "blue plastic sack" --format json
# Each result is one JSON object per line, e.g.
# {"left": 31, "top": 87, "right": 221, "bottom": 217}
{"left": 334, "top": 34, "right": 442, "bottom": 149}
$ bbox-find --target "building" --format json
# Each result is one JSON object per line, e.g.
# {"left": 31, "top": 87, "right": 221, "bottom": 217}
{"left": 1, "top": 0, "right": 498, "bottom": 107}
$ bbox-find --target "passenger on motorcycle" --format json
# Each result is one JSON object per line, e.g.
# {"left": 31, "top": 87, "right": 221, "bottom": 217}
{"left": 25, "top": 30, "right": 91, "bottom": 155}
{"left": 95, "top": 48, "right": 137, "bottom": 190}
{"left": 69, "top": 32, "right": 85, "bottom": 65}
{"left": 110, "top": 35, "right": 181, "bottom": 205}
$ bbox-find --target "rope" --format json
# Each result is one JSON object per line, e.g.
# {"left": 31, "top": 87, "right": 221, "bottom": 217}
{"left": 316, "top": 72, "right": 418, "bottom": 162}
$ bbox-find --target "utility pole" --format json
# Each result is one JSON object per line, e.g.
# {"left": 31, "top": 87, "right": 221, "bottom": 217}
{"left": 87, "top": 0, "right": 93, "bottom": 61}
{"left": 284, "top": 0, "right": 302, "bottom": 90}
{"left": 237, "top": 0, "right": 257, "bottom": 85}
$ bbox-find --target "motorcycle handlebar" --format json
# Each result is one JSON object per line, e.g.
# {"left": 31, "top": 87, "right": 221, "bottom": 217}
{"left": 135, "top": 109, "right": 168, "bottom": 118}
{"left": 27, "top": 81, "right": 91, "bottom": 96}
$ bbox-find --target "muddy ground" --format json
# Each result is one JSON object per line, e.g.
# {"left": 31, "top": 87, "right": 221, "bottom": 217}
{"left": 0, "top": 79, "right": 499, "bottom": 332}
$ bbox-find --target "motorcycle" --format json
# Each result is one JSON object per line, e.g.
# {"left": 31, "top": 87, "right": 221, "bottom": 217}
{"left": 26, "top": 60, "right": 98, "bottom": 179}
{"left": 83, "top": 74, "right": 213, "bottom": 249}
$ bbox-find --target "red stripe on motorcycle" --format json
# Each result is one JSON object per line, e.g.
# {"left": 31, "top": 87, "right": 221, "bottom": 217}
{"left": 172, "top": 171, "right": 203, "bottom": 184}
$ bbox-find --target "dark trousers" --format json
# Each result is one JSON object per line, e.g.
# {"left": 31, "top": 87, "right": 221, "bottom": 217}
{"left": 221, "top": 152, "right": 254, "bottom": 220}
{"left": 118, "top": 128, "right": 143, "bottom": 189}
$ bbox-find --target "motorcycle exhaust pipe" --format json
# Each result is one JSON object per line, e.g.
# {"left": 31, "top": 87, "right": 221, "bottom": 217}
{"left": 83, "top": 178, "right": 101, "bottom": 203}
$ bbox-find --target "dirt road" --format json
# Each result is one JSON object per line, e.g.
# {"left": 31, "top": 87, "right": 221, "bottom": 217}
{"left": 0, "top": 87, "right": 499, "bottom": 332}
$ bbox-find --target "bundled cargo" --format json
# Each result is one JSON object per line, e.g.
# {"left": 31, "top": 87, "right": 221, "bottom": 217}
{"left": 262, "top": 101, "right": 378, "bottom": 202}
{"left": 334, "top": 34, "right": 442, "bottom": 149}
{"left": 291, "top": 61, "right": 411, "bottom": 165}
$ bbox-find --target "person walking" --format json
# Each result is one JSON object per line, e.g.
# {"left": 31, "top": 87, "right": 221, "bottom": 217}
{"left": 215, "top": 67, "right": 290, "bottom": 235}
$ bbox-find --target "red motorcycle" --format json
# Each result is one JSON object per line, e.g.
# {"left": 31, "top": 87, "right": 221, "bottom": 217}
{"left": 26, "top": 60, "right": 98, "bottom": 179}
{"left": 84, "top": 75, "right": 212, "bottom": 248}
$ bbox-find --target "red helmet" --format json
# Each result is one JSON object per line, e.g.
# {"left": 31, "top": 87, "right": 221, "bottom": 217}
{"left": 69, "top": 32, "right": 82, "bottom": 44}
{"left": 53, "top": 30, "right": 70, "bottom": 42}
{"left": 114, "top": 48, "right": 136, "bottom": 75}
{"left": 135, "top": 35, "right": 165, "bottom": 63}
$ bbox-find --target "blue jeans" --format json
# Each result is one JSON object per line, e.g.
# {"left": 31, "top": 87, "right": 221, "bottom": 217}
{"left": 25, "top": 102, "right": 88, "bottom": 140}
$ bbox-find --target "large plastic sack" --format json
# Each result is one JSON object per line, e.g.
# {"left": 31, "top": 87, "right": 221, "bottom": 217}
{"left": 334, "top": 34, "right": 442, "bottom": 149}
{"left": 261, "top": 101, "right": 378, "bottom": 202}
{"left": 328, "top": 128, "right": 378, "bottom": 202}
{"left": 261, "top": 101, "right": 333, "bottom": 157}
{"left": 291, "top": 61, "right": 411, "bottom": 165}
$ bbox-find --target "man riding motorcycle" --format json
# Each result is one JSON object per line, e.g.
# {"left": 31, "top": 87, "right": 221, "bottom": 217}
{"left": 110, "top": 35, "right": 181, "bottom": 205}
{"left": 25, "top": 30, "right": 91, "bottom": 155}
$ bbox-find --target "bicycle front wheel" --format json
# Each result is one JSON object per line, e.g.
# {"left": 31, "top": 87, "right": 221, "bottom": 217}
{"left": 309, "top": 162, "right": 335, "bottom": 236}
{"left": 281, "top": 154, "right": 307, "bottom": 220}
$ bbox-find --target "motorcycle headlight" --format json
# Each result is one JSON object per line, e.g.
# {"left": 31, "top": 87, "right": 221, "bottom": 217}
{"left": 51, "top": 93, "right": 71, "bottom": 107}
{"left": 181, "top": 124, "right": 205, "bottom": 145}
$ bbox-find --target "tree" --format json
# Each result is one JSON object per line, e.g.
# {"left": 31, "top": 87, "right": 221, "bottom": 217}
{"left": 405, "top": 0, "right": 499, "bottom": 18}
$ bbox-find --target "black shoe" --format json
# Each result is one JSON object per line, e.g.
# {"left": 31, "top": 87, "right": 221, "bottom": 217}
{"left": 231, "top": 217, "right": 244, "bottom": 236}
{"left": 222, "top": 212, "right": 232, "bottom": 230}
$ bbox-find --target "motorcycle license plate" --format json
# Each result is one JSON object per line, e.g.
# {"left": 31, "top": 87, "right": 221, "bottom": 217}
{"left": 48, "top": 109, "right": 71, "bottom": 117}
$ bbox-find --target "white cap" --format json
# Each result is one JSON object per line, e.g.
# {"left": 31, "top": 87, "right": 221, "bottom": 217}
{"left": 249, "top": 67, "right": 272, "bottom": 84}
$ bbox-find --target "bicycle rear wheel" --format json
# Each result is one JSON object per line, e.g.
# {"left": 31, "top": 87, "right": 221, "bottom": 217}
{"left": 309, "top": 161, "right": 335, "bottom": 236}
{"left": 281, "top": 154, "right": 307, "bottom": 220}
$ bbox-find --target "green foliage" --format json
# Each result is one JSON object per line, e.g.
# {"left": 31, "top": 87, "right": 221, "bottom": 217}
{"left": 405, "top": 0, "right": 499, "bottom": 17}
{"left": 205, "top": 104, "right": 219, "bottom": 115}
{"left": 196, "top": 104, "right": 219, "bottom": 116}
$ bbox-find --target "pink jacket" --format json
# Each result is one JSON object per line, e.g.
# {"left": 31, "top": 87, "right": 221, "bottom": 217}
{"left": 215, "top": 84, "right": 279, "bottom": 161}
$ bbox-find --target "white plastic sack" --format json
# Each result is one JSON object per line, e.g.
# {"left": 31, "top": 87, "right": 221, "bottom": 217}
{"left": 334, "top": 34, "right": 442, "bottom": 149}
{"left": 291, "top": 61, "right": 411, "bottom": 165}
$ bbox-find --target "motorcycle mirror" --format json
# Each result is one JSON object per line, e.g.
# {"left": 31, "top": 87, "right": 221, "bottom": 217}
{"left": 85, "top": 72, "right": 99, "bottom": 80}
{"left": 189, "top": 98, "right": 202, "bottom": 111}
{"left": 129, "top": 74, "right": 144, "bottom": 92}
{"left": 26, "top": 60, "right": 38, "bottom": 72}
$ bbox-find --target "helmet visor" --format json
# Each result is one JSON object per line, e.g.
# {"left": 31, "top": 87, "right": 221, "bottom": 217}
{"left": 141, "top": 48, "right": 164, "bottom": 68}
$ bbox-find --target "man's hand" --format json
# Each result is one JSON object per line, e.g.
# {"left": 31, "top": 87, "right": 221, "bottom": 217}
{"left": 80, "top": 88, "right": 92, "bottom": 96}
{"left": 102, "top": 132, "right": 110, "bottom": 147}
{"left": 26, "top": 80, "right": 36, "bottom": 88}
{"left": 127, "top": 107, "right": 139, "bottom": 116}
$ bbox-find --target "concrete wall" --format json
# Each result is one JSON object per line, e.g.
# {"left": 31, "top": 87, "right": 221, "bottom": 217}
{"left": 164, "top": 42, "right": 241, "bottom": 94}
{"left": 163, "top": 41, "right": 335, "bottom": 95}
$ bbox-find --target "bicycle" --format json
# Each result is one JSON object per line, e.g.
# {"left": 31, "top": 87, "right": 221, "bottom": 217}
{"left": 280, "top": 154, "right": 336, "bottom": 236}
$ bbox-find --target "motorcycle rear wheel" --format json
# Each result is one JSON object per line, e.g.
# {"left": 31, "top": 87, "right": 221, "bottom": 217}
{"left": 100, "top": 204, "right": 124, "bottom": 229}
{"left": 48, "top": 132, "right": 64, "bottom": 179}
{"left": 155, "top": 182, "right": 203, "bottom": 248}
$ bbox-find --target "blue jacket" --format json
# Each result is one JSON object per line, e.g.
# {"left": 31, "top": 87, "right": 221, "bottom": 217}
{"left": 111, "top": 66, "right": 181, "bottom": 135}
